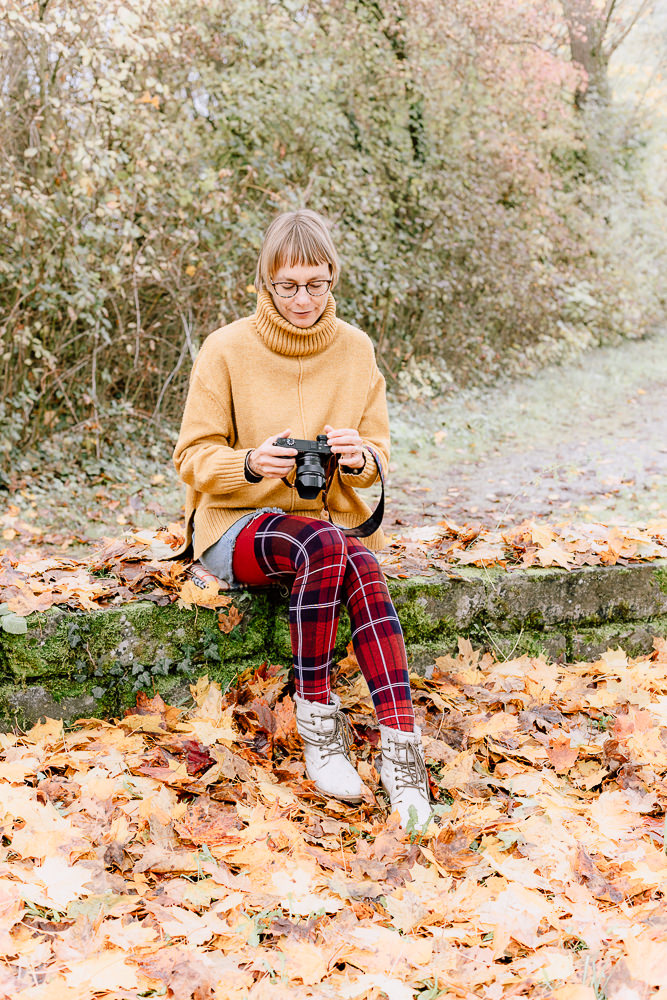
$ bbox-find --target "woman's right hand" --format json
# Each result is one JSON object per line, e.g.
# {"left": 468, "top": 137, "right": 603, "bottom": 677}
{"left": 247, "top": 428, "right": 298, "bottom": 479}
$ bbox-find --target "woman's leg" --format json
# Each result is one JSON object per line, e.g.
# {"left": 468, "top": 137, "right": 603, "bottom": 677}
{"left": 233, "top": 514, "right": 429, "bottom": 821}
{"left": 341, "top": 538, "right": 415, "bottom": 732}
{"left": 233, "top": 515, "right": 414, "bottom": 728}
{"left": 233, "top": 513, "right": 348, "bottom": 704}
{"left": 233, "top": 512, "right": 364, "bottom": 802}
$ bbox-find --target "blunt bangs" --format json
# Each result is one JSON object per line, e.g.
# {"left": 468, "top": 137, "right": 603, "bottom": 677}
{"left": 255, "top": 209, "right": 340, "bottom": 291}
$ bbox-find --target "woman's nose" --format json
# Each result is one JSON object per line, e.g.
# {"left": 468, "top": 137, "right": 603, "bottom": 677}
{"left": 293, "top": 286, "right": 311, "bottom": 306}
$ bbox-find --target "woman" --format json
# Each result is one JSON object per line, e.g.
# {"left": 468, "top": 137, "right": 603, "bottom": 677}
{"left": 173, "top": 209, "right": 431, "bottom": 827}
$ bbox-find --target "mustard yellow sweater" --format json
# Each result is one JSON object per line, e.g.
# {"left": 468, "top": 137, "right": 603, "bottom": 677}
{"left": 173, "top": 290, "right": 390, "bottom": 559}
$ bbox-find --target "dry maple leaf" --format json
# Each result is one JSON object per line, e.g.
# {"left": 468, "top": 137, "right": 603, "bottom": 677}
{"left": 175, "top": 797, "right": 243, "bottom": 847}
{"left": 547, "top": 733, "right": 579, "bottom": 771}
{"left": 429, "top": 826, "right": 484, "bottom": 873}
{"left": 218, "top": 604, "right": 243, "bottom": 632}
{"left": 178, "top": 578, "right": 232, "bottom": 609}
{"left": 574, "top": 844, "right": 624, "bottom": 903}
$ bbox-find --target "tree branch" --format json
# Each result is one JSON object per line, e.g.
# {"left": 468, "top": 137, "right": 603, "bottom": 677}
{"left": 602, "top": 0, "right": 618, "bottom": 33}
{"left": 607, "top": 0, "right": 652, "bottom": 55}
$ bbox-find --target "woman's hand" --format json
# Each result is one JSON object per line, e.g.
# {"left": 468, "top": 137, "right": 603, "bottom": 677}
{"left": 324, "top": 424, "right": 365, "bottom": 470}
{"left": 247, "top": 428, "right": 297, "bottom": 479}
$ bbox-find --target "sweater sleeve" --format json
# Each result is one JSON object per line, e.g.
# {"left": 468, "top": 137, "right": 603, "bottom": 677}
{"left": 338, "top": 359, "right": 390, "bottom": 490}
{"left": 173, "top": 362, "right": 249, "bottom": 496}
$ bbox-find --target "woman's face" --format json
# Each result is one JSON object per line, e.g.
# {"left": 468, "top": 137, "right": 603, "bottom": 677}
{"left": 269, "top": 261, "right": 332, "bottom": 328}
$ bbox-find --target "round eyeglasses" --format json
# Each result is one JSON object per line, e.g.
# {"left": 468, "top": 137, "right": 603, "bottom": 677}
{"left": 270, "top": 279, "right": 332, "bottom": 298}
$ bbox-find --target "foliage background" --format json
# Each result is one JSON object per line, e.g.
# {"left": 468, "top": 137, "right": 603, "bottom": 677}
{"left": 1, "top": 0, "right": 665, "bottom": 458}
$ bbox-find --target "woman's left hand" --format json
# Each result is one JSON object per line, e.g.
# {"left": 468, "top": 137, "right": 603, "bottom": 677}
{"left": 324, "top": 425, "right": 365, "bottom": 470}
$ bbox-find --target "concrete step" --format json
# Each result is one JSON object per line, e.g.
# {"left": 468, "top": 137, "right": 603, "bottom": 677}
{"left": 2, "top": 560, "right": 666, "bottom": 728}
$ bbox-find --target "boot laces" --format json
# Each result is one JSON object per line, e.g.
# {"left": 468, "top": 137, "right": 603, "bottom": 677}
{"left": 389, "top": 740, "right": 428, "bottom": 794}
{"left": 301, "top": 710, "right": 352, "bottom": 763}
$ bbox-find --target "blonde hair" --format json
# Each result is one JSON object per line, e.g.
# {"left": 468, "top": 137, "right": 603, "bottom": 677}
{"left": 255, "top": 209, "right": 340, "bottom": 291}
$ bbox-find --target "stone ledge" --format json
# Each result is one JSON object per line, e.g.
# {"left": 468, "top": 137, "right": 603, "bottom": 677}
{"left": 2, "top": 559, "right": 666, "bottom": 728}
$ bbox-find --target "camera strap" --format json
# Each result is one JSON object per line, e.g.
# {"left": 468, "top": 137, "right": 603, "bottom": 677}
{"left": 333, "top": 446, "right": 385, "bottom": 538}
{"left": 326, "top": 446, "right": 386, "bottom": 538}
{"left": 282, "top": 448, "right": 385, "bottom": 538}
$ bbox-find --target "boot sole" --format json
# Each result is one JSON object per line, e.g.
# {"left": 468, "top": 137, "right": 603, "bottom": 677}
{"left": 314, "top": 788, "right": 364, "bottom": 804}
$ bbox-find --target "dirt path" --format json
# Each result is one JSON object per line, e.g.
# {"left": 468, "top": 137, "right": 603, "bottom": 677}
{"left": 385, "top": 327, "right": 667, "bottom": 531}
{"left": 4, "top": 329, "right": 666, "bottom": 559}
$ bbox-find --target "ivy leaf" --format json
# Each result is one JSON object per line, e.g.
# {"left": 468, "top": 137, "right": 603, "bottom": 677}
{"left": 1, "top": 613, "right": 28, "bottom": 634}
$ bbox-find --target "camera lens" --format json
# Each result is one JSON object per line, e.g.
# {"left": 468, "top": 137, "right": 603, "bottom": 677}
{"left": 295, "top": 452, "right": 326, "bottom": 499}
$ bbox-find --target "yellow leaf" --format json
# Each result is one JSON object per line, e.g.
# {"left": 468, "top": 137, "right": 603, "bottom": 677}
{"left": 63, "top": 953, "right": 139, "bottom": 990}
{"left": 178, "top": 578, "right": 230, "bottom": 609}
{"left": 103, "top": 917, "right": 158, "bottom": 949}
{"left": 119, "top": 713, "right": 165, "bottom": 734}
{"left": 26, "top": 716, "right": 64, "bottom": 746}
{"left": 530, "top": 523, "right": 556, "bottom": 548}
{"left": 550, "top": 988, "right": 598, "bottom": 1000}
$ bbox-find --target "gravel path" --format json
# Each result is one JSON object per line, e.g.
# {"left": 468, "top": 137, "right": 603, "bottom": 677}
{"left": 385, "top": 328, "right": 667, "bottom": 530}
{"left": 5, "top": 329, "right": 666, "bottom": 560}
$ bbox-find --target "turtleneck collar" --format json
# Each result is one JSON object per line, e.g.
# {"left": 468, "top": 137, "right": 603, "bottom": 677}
{"left": 254, "top": 288, "right": 338, "bottom": 357}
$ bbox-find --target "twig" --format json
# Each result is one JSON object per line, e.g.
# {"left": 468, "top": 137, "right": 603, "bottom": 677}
{"left": 151, "top": 309, "right": 195, "bottom": 420}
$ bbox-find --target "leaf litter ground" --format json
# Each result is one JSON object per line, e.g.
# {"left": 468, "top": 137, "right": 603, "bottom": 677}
{"left": 2, "top": 516, "right": 667, "bottom": 622}
{"left": 2, "top": 338, "right": 667, "bottom": 995}
{"left": 1, "top": 638, "right": 667, "bottom": 999}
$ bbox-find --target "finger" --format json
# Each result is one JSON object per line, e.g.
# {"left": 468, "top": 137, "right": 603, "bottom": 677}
{"left": 266, "top": 467, "right": 296, "bottom": 478}
{"left": 268, "top": 428, "right": 293, "bottom": 444}
{"left": 329, "top": 441, "right": 361, "bottom": 451}
{"left": 326, "top": 429, "right": 360, "bottom": 442}
{"left": 269, "top": 445, "right": 298, "bottom": 457}
{"left": 330, "top": 443, "right": 362, "bottom": 454}
{"left": 266, "top": 457, "right": 297, "bottom": 469}
{"left": 269, "top": 429, "right": 296, "bottom": 452}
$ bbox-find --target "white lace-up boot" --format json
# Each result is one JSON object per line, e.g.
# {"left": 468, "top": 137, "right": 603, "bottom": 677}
{"left": 294, "top": 692, "right": 365, "bottom": 803}
{"left": 379, "top": 725, "right": 432, "bottom": 828}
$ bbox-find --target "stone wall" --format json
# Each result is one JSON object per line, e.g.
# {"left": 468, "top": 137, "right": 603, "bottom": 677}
{"left": 2, "top": 560, "right": 667, "bottom": 728}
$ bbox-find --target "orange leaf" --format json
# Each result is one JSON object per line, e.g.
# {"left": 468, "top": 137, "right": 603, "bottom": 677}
{"left": 547, "top": 733, "right": 579, "bottom": 771}
{"left": 218, "top": 605, "right": 243, "bottom": 633}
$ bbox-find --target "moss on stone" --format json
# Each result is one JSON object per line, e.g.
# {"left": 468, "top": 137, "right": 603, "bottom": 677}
{"left": 468, "top": 624, "right": 567, "bottom": 662}
{"left": 568, "top": 615, "right": 667, "bottom": 662}
{"left": 4, "top": 562, "right": 667, "bottom": 727}
{"left": 0, "top": 598, "right": 265, "bottom": 727}
{"left": 389, "top": 588, "right": 446, "bottom": 643}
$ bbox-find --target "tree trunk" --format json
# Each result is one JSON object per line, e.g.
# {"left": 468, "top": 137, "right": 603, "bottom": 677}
{"left": 561, "top": 0, "right": 612, "bottom": 108}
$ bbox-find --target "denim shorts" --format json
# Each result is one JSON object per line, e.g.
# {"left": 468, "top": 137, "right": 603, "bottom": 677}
{"left": 197, "top": 508, "right": 285, "bottom": 589}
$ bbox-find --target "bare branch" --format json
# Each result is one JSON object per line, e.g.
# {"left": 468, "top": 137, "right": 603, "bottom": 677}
{"left": 602, "top": 0, "right": 618, "bottom": 33}
{"left": 607, "top": 0, "right": 652, "bottom": 55}
{"left": 151, "top": 308, "right": 194, "bottom": 421}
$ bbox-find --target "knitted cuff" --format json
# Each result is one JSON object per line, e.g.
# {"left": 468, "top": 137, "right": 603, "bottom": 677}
{"left": 340, "top": 453, "right": 367, "bottom": 475}
{"left": 244, "top": 450, "right": 263, "bottom": 484}
{"left": 339, "top": 448, "right": 378, "bottom": 488}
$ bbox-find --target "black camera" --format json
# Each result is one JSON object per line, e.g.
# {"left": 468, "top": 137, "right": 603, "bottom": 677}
{"left": 274, "top": 434, "right": 332, "bottom": 500}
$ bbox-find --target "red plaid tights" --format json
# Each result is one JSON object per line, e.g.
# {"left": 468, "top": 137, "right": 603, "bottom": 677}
{"left": 232, "top": 513, "right": 415, "bottom": 731}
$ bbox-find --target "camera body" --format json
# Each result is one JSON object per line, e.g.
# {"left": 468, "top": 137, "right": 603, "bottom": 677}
{"left": 274, "top": 434, "right": 332, "bottom": 500}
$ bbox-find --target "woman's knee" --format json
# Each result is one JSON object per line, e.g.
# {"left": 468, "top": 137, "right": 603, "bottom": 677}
{"left": 347, "top": 541, "right": 382, "bottom": 578}
{"left": 299, "top": 521, "right": 348, "bottom": 566}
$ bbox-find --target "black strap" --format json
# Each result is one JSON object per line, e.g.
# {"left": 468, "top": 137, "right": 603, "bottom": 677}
{"left": 323, "top": 446, "right": 385, "bottom": 538}
{"left": 283, "top": 449, "right": 384, "bottom": 537}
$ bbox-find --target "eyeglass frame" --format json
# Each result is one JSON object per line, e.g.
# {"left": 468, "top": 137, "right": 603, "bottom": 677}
{"left": 270, "top": 278, "right": 332, "bottom": 299}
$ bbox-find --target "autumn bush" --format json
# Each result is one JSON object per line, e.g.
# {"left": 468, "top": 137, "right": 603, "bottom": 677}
{"left": 0, "top": 0, "right": 665, "bottom": 456}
